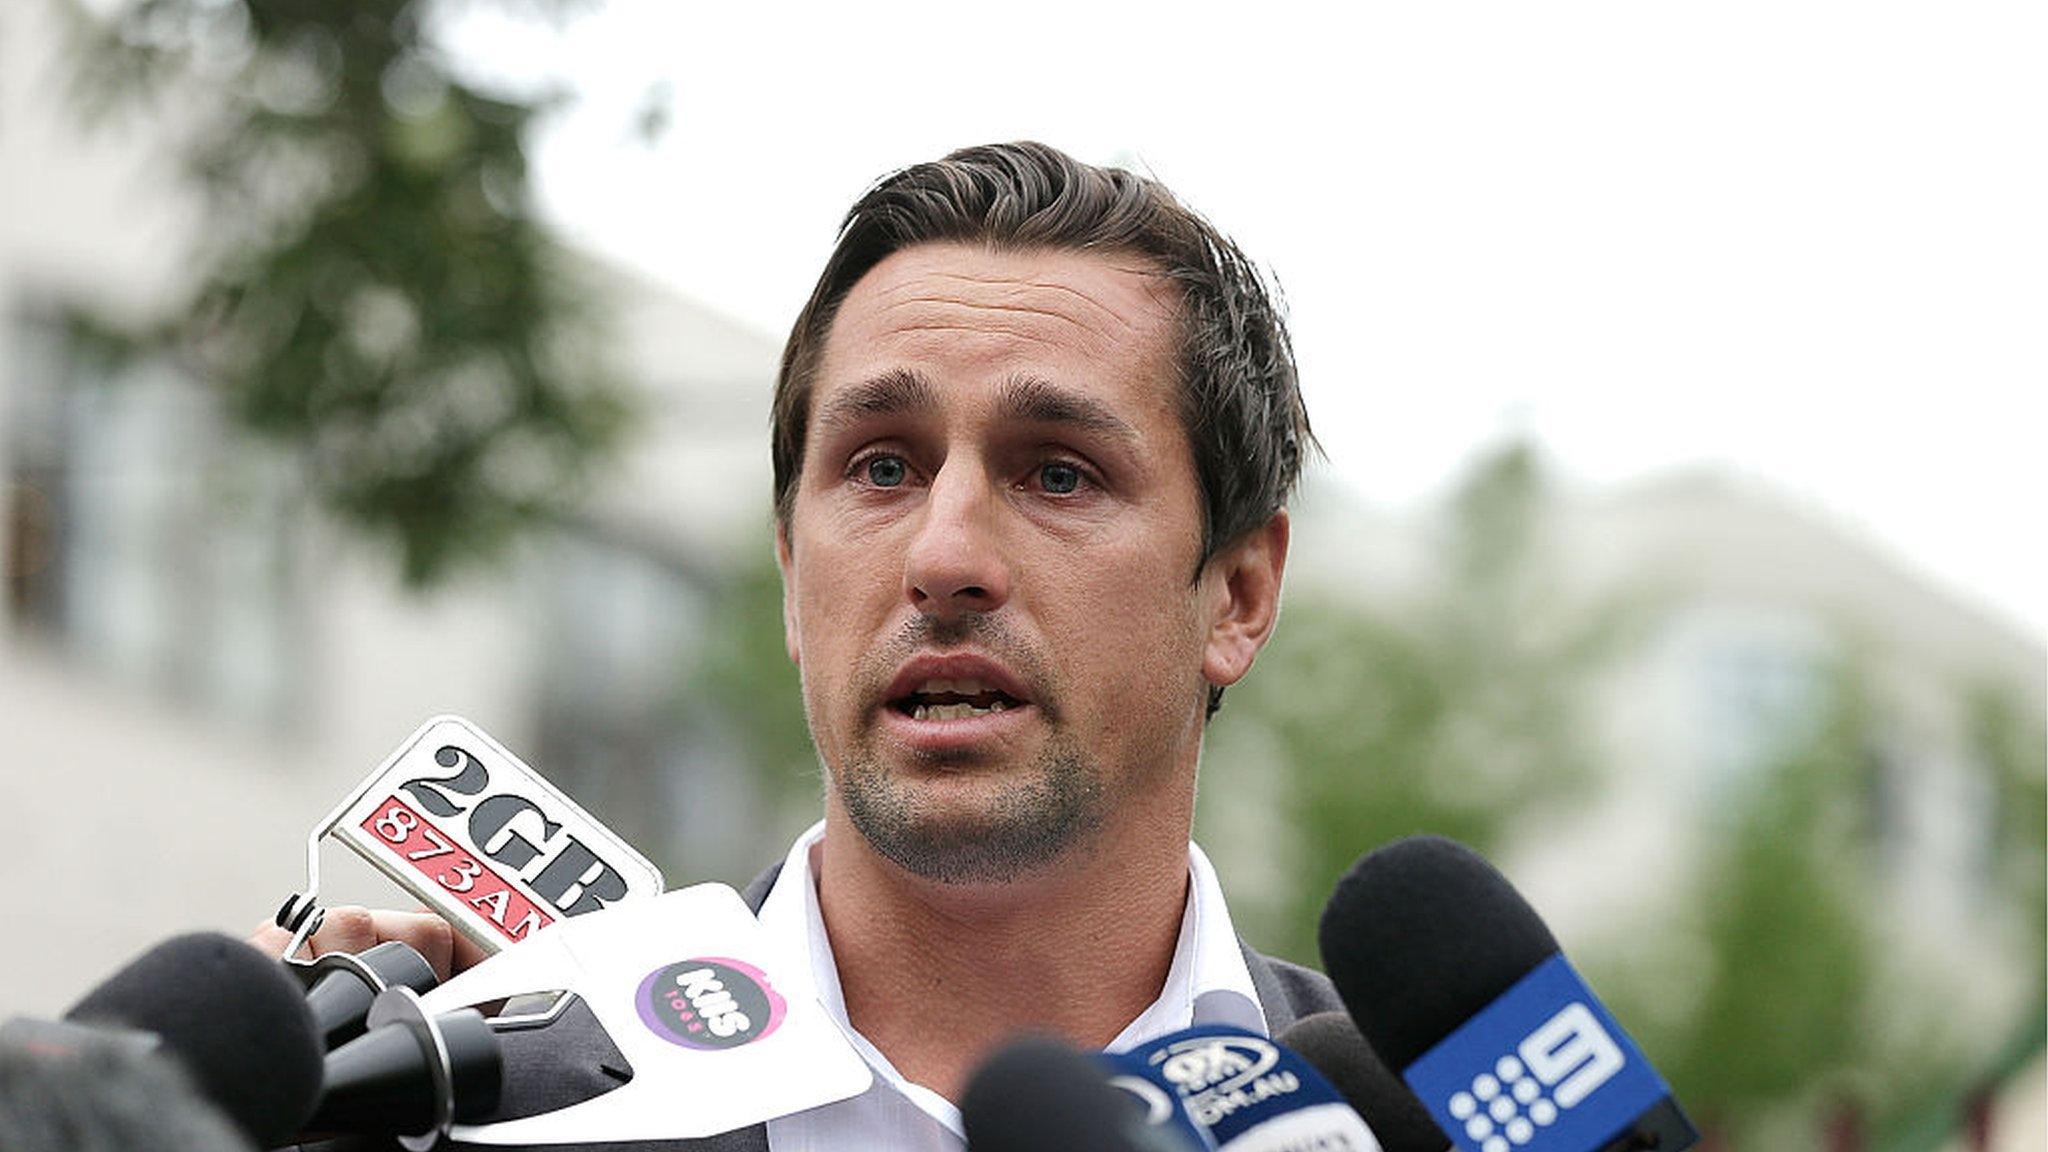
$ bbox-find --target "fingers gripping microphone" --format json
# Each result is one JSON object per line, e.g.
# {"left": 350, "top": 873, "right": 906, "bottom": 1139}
{"left": 1277, "top": 1013, "right": 1448, "bottom": 1152}
{"left": 1318, "top": 837, "right": 1697, "bottom": 1152}
{"left": 58, "top": 932, "right": 325, "bottom": 1148}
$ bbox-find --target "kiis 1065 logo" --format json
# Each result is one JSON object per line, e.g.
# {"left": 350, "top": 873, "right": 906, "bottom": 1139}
{"left": 635, "top": 959, "right": 786, "bottom": 1051}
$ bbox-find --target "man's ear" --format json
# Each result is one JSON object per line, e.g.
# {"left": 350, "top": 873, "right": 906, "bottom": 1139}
{"left": 1201, "top": 510, "right": 1290, "bottom": 690}
{"left": 775, "top": 522, "right": 801, "bottom": 667}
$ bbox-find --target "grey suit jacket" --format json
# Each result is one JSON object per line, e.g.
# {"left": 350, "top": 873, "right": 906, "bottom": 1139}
{"left": 321, "top": 864, "right": 1343, "bottom": 1152}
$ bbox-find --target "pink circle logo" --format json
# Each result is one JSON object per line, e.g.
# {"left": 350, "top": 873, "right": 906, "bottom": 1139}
{"left": 634, "top": 957, "right": 786, "bottom": 1050}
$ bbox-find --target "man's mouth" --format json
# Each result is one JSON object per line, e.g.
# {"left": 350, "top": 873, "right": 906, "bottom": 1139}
{"left": 890, "top": 677, "right": 1027, "bottom": 722}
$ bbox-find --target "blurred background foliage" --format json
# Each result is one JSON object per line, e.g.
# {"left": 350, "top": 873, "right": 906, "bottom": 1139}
{"left": 56, "top": 0, "right": 629, "bottom": 585}
{"left": 1614, "top": 667, "right": 1883, "bottom": 1142}
{"left": 691, "top": 550, "right": 820, "bottom": 820}
{"left": 1229, "top": 442, "right": 1652, "bottom": 963}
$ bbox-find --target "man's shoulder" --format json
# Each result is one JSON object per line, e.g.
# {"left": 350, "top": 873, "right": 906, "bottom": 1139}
{"left": 1239, "top": 942, "right": 1344, "bottom": 1035}
{"left": 740, "top": 862, "right": 783, "bottom": 912}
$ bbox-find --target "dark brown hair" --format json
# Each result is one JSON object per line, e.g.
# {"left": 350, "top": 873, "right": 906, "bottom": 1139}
{"left": 772, "top": 141, "right": 1314, "bottom": 571}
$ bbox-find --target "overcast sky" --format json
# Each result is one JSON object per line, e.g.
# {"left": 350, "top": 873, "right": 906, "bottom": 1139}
{"left": 456, "top": 1, "right": 2044, "bottom": 638}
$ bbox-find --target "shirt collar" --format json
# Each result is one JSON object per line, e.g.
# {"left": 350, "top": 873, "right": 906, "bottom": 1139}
{"left": 1109, "top": 835, "right": 1269, "bottom": 1046}
{"left": 756, "top": 821, "right": 1269, "bottom": 1097}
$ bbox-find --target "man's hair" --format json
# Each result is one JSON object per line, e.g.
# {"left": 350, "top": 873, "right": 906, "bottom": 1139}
{"left": 771, "top": 141, "right": 1314, "bottom": 569}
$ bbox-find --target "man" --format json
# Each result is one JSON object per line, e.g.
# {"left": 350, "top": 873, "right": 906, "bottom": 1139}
{"left": 262, "top": 141, "right": 1338, "bottom": 1150}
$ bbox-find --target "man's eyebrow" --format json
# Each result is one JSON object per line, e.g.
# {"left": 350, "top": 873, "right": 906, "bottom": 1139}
{"left": 994, "top": 374, "right": 1141, "bottom": 444}
{"left": 814, "top": 368, "right": 938, "bottom": 434}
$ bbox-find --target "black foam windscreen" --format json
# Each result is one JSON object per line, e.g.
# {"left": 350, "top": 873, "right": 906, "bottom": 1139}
{"left": 1317, "top": 835, "right": 1559, "bottom": 1073}
{"left": 0, "top": 1027, "right": 255, "bottom": 1152}
{"left": 962, "top": 1034, "right": 1165, "bottom": 1152}
{"left": 65, "top": 932, "right": 323, "bottom": 1148}
{"left": 1278, "top": 1012, "right": 1448, "bottom": 1152}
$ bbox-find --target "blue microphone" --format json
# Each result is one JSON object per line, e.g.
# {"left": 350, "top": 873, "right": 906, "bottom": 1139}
{"left": 1102, "top": 1023, "right": 1380, "bottom": 1151}
{"left": 1318, "top": 836, "right": 1696, "bottom": 1152}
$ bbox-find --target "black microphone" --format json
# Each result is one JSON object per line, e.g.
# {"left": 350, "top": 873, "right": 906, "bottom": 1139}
{"left": 302, "top": 941, "right": 441, "bottom": 1052}
{"left": 962, "top": 1034, "right": 1199, "bottom": 1152}
{"left": 0, "top": 1027, "right": 255, "bottom": 1152}
{"left": 1318, "top": 836, "right": 1697, "bottom": 1152}
{"left": 1278, "top": 1012, "right": 1448, "bottom": 1152}
{"left": 305, "top": 987, "right": 502, "bottom": 1144}
{"left": 47, "top": 932, "right": 324, "bottom": 1148}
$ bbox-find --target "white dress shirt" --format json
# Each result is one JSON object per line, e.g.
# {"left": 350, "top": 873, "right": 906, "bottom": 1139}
{"left": 760, "top": 821, "right": 1268, "bottom": 1152}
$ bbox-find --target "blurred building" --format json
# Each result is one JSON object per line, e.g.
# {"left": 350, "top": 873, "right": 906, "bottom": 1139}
{"left": 1275, "top": 458, "right": 2044, "bottom": 1147}
{"left": 0, "top": 0, "right": 791, "bottom": 1015}
{"left": 1543, "top": 469, "right": 2040, "bottom": 990}
{"left": 1481, "top": 470, "right": 2037, "bottom": 1149}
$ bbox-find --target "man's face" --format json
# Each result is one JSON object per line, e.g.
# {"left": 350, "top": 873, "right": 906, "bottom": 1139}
{"left": 778, "top": 242, "right": 1262, "bottom": 884}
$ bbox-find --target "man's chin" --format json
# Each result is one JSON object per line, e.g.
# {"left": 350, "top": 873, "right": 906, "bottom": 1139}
{"left": 836, "top": 751, "right": 1105, "bottom": 885}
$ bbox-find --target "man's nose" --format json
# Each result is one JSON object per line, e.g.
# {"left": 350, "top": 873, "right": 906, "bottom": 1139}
{"left": 903, "top": 461, "right": 1010, "bottom": 616}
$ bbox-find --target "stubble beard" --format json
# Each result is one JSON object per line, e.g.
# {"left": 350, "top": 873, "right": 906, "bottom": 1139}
{"left": 834, "top": 740, "right": 1108, "bottom": 885}
{"left": 817, "top": 610, "right": 1112, "bottom": 883}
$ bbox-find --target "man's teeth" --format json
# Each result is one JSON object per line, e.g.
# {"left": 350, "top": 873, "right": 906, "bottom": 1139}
{"left": 910, "top": 700, "right": 1013, "bottom": 722}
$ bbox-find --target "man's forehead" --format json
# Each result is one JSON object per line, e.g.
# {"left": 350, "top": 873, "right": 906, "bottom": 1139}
{"left": 817, "top": 242, "right": 1182, "bottom": 384}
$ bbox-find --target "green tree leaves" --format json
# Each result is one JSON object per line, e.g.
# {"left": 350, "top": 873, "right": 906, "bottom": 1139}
{"left": 57, "top": 0, "right": 628, "bottom": 585}
{"left": 1229, "top": 443, "right": 1644, "bottom": 964}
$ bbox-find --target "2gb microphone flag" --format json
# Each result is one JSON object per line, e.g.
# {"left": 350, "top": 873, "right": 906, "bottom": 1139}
{"left": 319, "top": 716, "right": 666, "bottom": 954}
{"left": 1402, "top": 955, "right": 1667, "bottom": 1152}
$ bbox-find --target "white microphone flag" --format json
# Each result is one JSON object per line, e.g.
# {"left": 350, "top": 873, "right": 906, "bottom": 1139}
{"left": 421, "top": 883, "right": 871, "bottom": 1144}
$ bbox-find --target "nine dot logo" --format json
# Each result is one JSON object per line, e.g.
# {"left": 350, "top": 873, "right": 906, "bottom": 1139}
{"left": 635, "top": 958, "right": 787, "bottom": 1051}
{"left": 1445, "top": 1002, "right": 1624, "bottom": 1152}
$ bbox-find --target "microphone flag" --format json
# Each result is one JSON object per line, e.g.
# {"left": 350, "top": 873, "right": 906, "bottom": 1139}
{"left": 1402, "top": 956, "right": 1666, "bottom": 1152}
{"left": 1104, "top": 1023, "right": 1380, "bottom": 1151}
{"left": 418, "top": 883, "right": 870, "bottom": 1144}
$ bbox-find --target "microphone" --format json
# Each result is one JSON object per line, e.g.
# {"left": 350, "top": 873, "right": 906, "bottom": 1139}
{"left": 1318, "top": 836, "right": 1698, "bottom": 1152}
{"left": 963, "top": 1033, "right": 1201, "bottom": 1152}
{"left": 0, "top": 1027, "right": 254, "bottom": 1152}
{"left": 301, "top": 940, "right": 442, "bottom": 1051}
{"left": 306, "top": 987, "right": 502, "bottom": 1149}
{"left": 17, "top": 932, "right": 325, "bottom": 1149}
{"left": 1277, "top": 1013, "right": 1448, "bottom": 1152}
{"left": 1102, "top": 1023, "right": 1379, "bottom": 1152}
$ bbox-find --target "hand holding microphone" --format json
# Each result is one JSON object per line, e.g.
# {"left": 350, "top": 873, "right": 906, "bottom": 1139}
{"left": 250, "top": 904, "right": 489, "bottom": 984}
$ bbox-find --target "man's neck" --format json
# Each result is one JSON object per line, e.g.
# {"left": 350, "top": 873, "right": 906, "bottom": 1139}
{"left": 812, "top": 817, "right": 1192, "bottom": 1104}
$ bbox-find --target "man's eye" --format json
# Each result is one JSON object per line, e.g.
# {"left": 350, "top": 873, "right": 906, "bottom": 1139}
{"left": 1039, "top": 462, "right": 1082, "bottom": 494}
{"left": 863, "top": 455, "right": 909, "bottom": 488}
